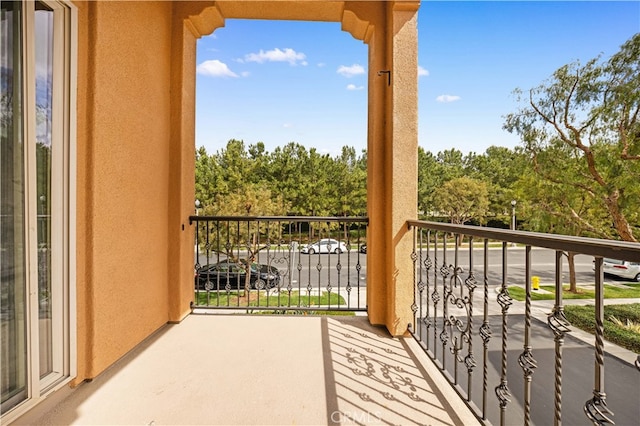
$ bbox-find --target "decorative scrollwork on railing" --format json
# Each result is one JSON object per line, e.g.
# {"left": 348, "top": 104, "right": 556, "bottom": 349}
{"left": 431, "top": 288, "right": 440, "bottom": 305}
{"left": 410, "top": 302, "right": 418, "bottom": 315}
{"left": 424, "top": 256, "right": 433, "bottom": 270}
{"left": 497, "top": 287, "right": 513, "bottom": 311}
{"left": 548, "top": 307, "right": 571, "bottom": 336}
{"left": 585, "top": 392, "right": 615, "bottom": 425}
{"left": 465, "top": 271, "right": 477, "bottom": 292}
{"left": 479, "top": 322, "right": 491, "bottom": 344}
{"left": 518, "top": 348, "right": 537, "bottom": 377}
{"left": 439, "top": 328, "right": 449, "bottom": 346}
{"left": 464, "top": 353, "right": 477, "bottom": 372}
{"left": 440, "top": 263, "right": 451, "bottom": 280}
{"left": 496, "top": 382, "right": 511, "bottom": 408}
{"left": 422, "top": 316, "right": 431, "bottom": 327}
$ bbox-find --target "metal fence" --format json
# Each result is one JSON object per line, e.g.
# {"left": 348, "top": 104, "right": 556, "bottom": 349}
{"left": 407, "top": 220, "right": 640, "bottom": 426}
{"left": 189, "top": 216, "right": 368, "bottom": 313}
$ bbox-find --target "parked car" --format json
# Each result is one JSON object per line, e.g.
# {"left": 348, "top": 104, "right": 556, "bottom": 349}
{"left": 301, "top": 238, "right": 348, "bottom": 254}
{"left": 195, "top": 260, "right": 280, "bottom": 291}
{"left": 359, "top": 244, "right": 367, "bottom": 254}
{"left": 602, "top": 258, "right": 640, "bottom": 281}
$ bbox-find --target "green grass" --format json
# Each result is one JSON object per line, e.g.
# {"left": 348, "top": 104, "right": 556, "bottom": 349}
{"left": 508, "top": 284, "right": 640, "bottom": 301}
{"left": 564, "top": 304, "right": 640, "bottom": 353}
{"left": 256, "top": 309, "right": 355, "bottom": 316}
{"left": 195, "top": 290, "right": 347, "bottom": 308}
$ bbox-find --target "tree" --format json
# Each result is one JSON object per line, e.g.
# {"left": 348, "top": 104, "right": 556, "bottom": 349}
{"left": 433, "top": 177, "right": 489, "bottom": 226}
{"left": 504, "top": 34, "right": 640, "bottom": 243}
{"left": 417, "top": 147, "right": 468, "bottom": 219}
{"left": 465, "top": 146, "right": 528, "bottom": 223}
{"left": 417, "top": 148, "right": 440, "bottom": 218}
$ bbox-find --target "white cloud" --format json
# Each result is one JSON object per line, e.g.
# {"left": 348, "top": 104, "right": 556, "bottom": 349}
{"left": 346, "top": 84, "right": 364, "bottom": 91}
{"left": 283, "top": 123, "right": 293, "bottom": 128}
{"left": 196, "top": 60, "right": 238, "bottom": 78}
{"left": 244, "top": 48, "right": 307, "bottom": 66}
{"left": 240, "top": 71, "right": 251, "bottom": 77}
{"left": 418, "top": 66, "right": 429, "bottom": 77}
{"left": 337, "top": 64, "right": 365, "bottom": 78}
{"left": 436, "top": 94, "right": 461, "bottom": 103}
{"left": 317, "top": 62, "right": 326, "bottom": 68}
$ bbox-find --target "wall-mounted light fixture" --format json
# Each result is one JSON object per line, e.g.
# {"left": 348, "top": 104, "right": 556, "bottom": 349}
{"left": 377, "top": 70, "right": 391, "bottom": 86}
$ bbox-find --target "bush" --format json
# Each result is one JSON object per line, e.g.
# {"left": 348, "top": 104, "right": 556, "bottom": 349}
{"left": 564, "top": 304, "right": 640, "bottom": 353}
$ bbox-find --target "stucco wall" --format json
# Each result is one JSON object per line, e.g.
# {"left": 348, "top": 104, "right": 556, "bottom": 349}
{"left": 75, "top": 0, "right": 174, "bottom": 381}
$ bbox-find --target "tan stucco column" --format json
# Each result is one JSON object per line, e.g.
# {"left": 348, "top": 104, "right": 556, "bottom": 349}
{"left": 168, "top": 3, "right": 225, "bottom": 322}
{"left": 366, "top": 2, "right": 418, "bottom": 336}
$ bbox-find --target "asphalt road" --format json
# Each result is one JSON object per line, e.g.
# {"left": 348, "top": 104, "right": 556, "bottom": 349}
{"left": 197, "top": 247, "right": 623, "bottom": 289}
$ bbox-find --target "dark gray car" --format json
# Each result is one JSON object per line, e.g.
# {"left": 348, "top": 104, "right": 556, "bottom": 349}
{"left": 195, "top": 260, "right": 280, "bottom": 291}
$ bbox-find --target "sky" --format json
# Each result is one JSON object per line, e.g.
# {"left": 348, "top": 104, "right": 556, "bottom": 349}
{"left": 195, "top": 1, "right": 640, "bottom": 157}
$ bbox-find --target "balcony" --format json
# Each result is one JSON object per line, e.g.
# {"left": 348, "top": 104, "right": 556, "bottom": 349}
{"left": 13, "top": 217, "right": 640, "bottom": 426}
{"left": 14, "top": 314, "right": 478, "bottom": 425}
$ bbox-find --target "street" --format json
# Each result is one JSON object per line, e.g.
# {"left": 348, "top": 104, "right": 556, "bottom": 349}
{"left": 197, "top": 246, "right": 623, "bottom": 290}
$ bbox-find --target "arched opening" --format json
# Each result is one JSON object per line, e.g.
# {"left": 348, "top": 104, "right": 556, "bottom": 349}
{"left": 171, "top": 1, "right": 419, "bottom": 335}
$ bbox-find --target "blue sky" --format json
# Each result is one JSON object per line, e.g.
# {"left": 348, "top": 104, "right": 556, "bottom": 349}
{"left": 195, "top": 1, "right": 640, "bottom": 156}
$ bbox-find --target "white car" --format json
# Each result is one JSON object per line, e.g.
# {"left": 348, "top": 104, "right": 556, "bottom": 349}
{"left": 602, "top": 258, "right": 640, "bottom": 282}
{"left": 301, "top": 238, "right": 348, "bottom": 254}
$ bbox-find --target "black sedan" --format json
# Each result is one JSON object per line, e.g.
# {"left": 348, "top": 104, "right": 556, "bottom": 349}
{"left": 195, "top": 260, "right": 280, "bottom": 291}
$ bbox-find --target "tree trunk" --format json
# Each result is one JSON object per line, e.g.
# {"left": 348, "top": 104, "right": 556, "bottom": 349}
{"left": 567, "top": 251, "right": 577, "bottom": 293}
{"left": 605, "top": 190, "right": 638, "bottom": 242}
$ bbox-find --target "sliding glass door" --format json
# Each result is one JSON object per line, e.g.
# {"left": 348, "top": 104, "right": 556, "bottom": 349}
{"left": 1, "top": 1, "right": 28, "bottom": 412}
{"left": 1, "top": 0, "right": 74, "bottom": 417}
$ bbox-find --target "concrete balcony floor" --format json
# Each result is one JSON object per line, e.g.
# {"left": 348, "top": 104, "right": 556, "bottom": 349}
{"left": 17, "top": 314, "right": 479, "bottom": 426}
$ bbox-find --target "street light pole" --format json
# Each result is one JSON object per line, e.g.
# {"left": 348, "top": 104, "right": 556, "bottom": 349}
{"left": 511, "top": 200, "right": 517, "bottom": 247}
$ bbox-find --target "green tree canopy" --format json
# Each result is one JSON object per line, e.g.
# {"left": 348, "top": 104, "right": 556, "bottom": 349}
{"left": 433, "top": 177, "right": 490, "bottom": 225}
{"left": 504, "top": 33, "right": 640, "bottom": 241}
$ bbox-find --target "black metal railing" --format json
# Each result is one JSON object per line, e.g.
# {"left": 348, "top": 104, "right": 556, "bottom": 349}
{"left": 189, "top": 216, "right": 368, "bottom": 313}
{"left": 407, "top": 220, "right": 640, "bottom": 426}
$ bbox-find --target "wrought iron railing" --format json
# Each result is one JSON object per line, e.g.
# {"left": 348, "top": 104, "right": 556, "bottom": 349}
{"left": 189, "top": 216, "right": 368, "bottom": 312}
{"left": 407, "top": 220, "right": 640, "bottom": 426}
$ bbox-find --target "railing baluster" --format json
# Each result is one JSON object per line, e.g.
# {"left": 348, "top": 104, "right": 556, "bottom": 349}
{"left": 496, "top": 241, "right": 512, "bottom": 426}
{"left": 424, "top": 230, "right": 432, "bottom": 352}
{"left": 411, "top": 226, "right": 418, "bottom": 333}
{"left": 518, "top": 245, "right": 537, "bottom": 426}
{"left": 418, "top": 228, "right": 424, "bottom": 342}
{"left": 465, "top": 237, "right": 476, "bottom": 402}
{"left": 480, "top": 238, "right": 491, "bottom": 421}
{"left": 433, "top": 232, "right": 440, "bottom": 358}
{"left": 440, "top": 233, "right": 449, "bottom": 369}
{"left": 451, "top": 235, "right": 460, "bottom": 386}
{"left": 549, "top": 250, "right": 571, "bottom": 426}
{"left": 584, "top": 257, "right": 614, "bottom": 425}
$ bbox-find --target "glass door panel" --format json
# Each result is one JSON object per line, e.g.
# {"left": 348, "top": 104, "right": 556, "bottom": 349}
{"left": 0, "top": 0, "right": 28, "bottom": 413}
{"left": 35, "top": 0, "right": 54, "bottom": 379}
